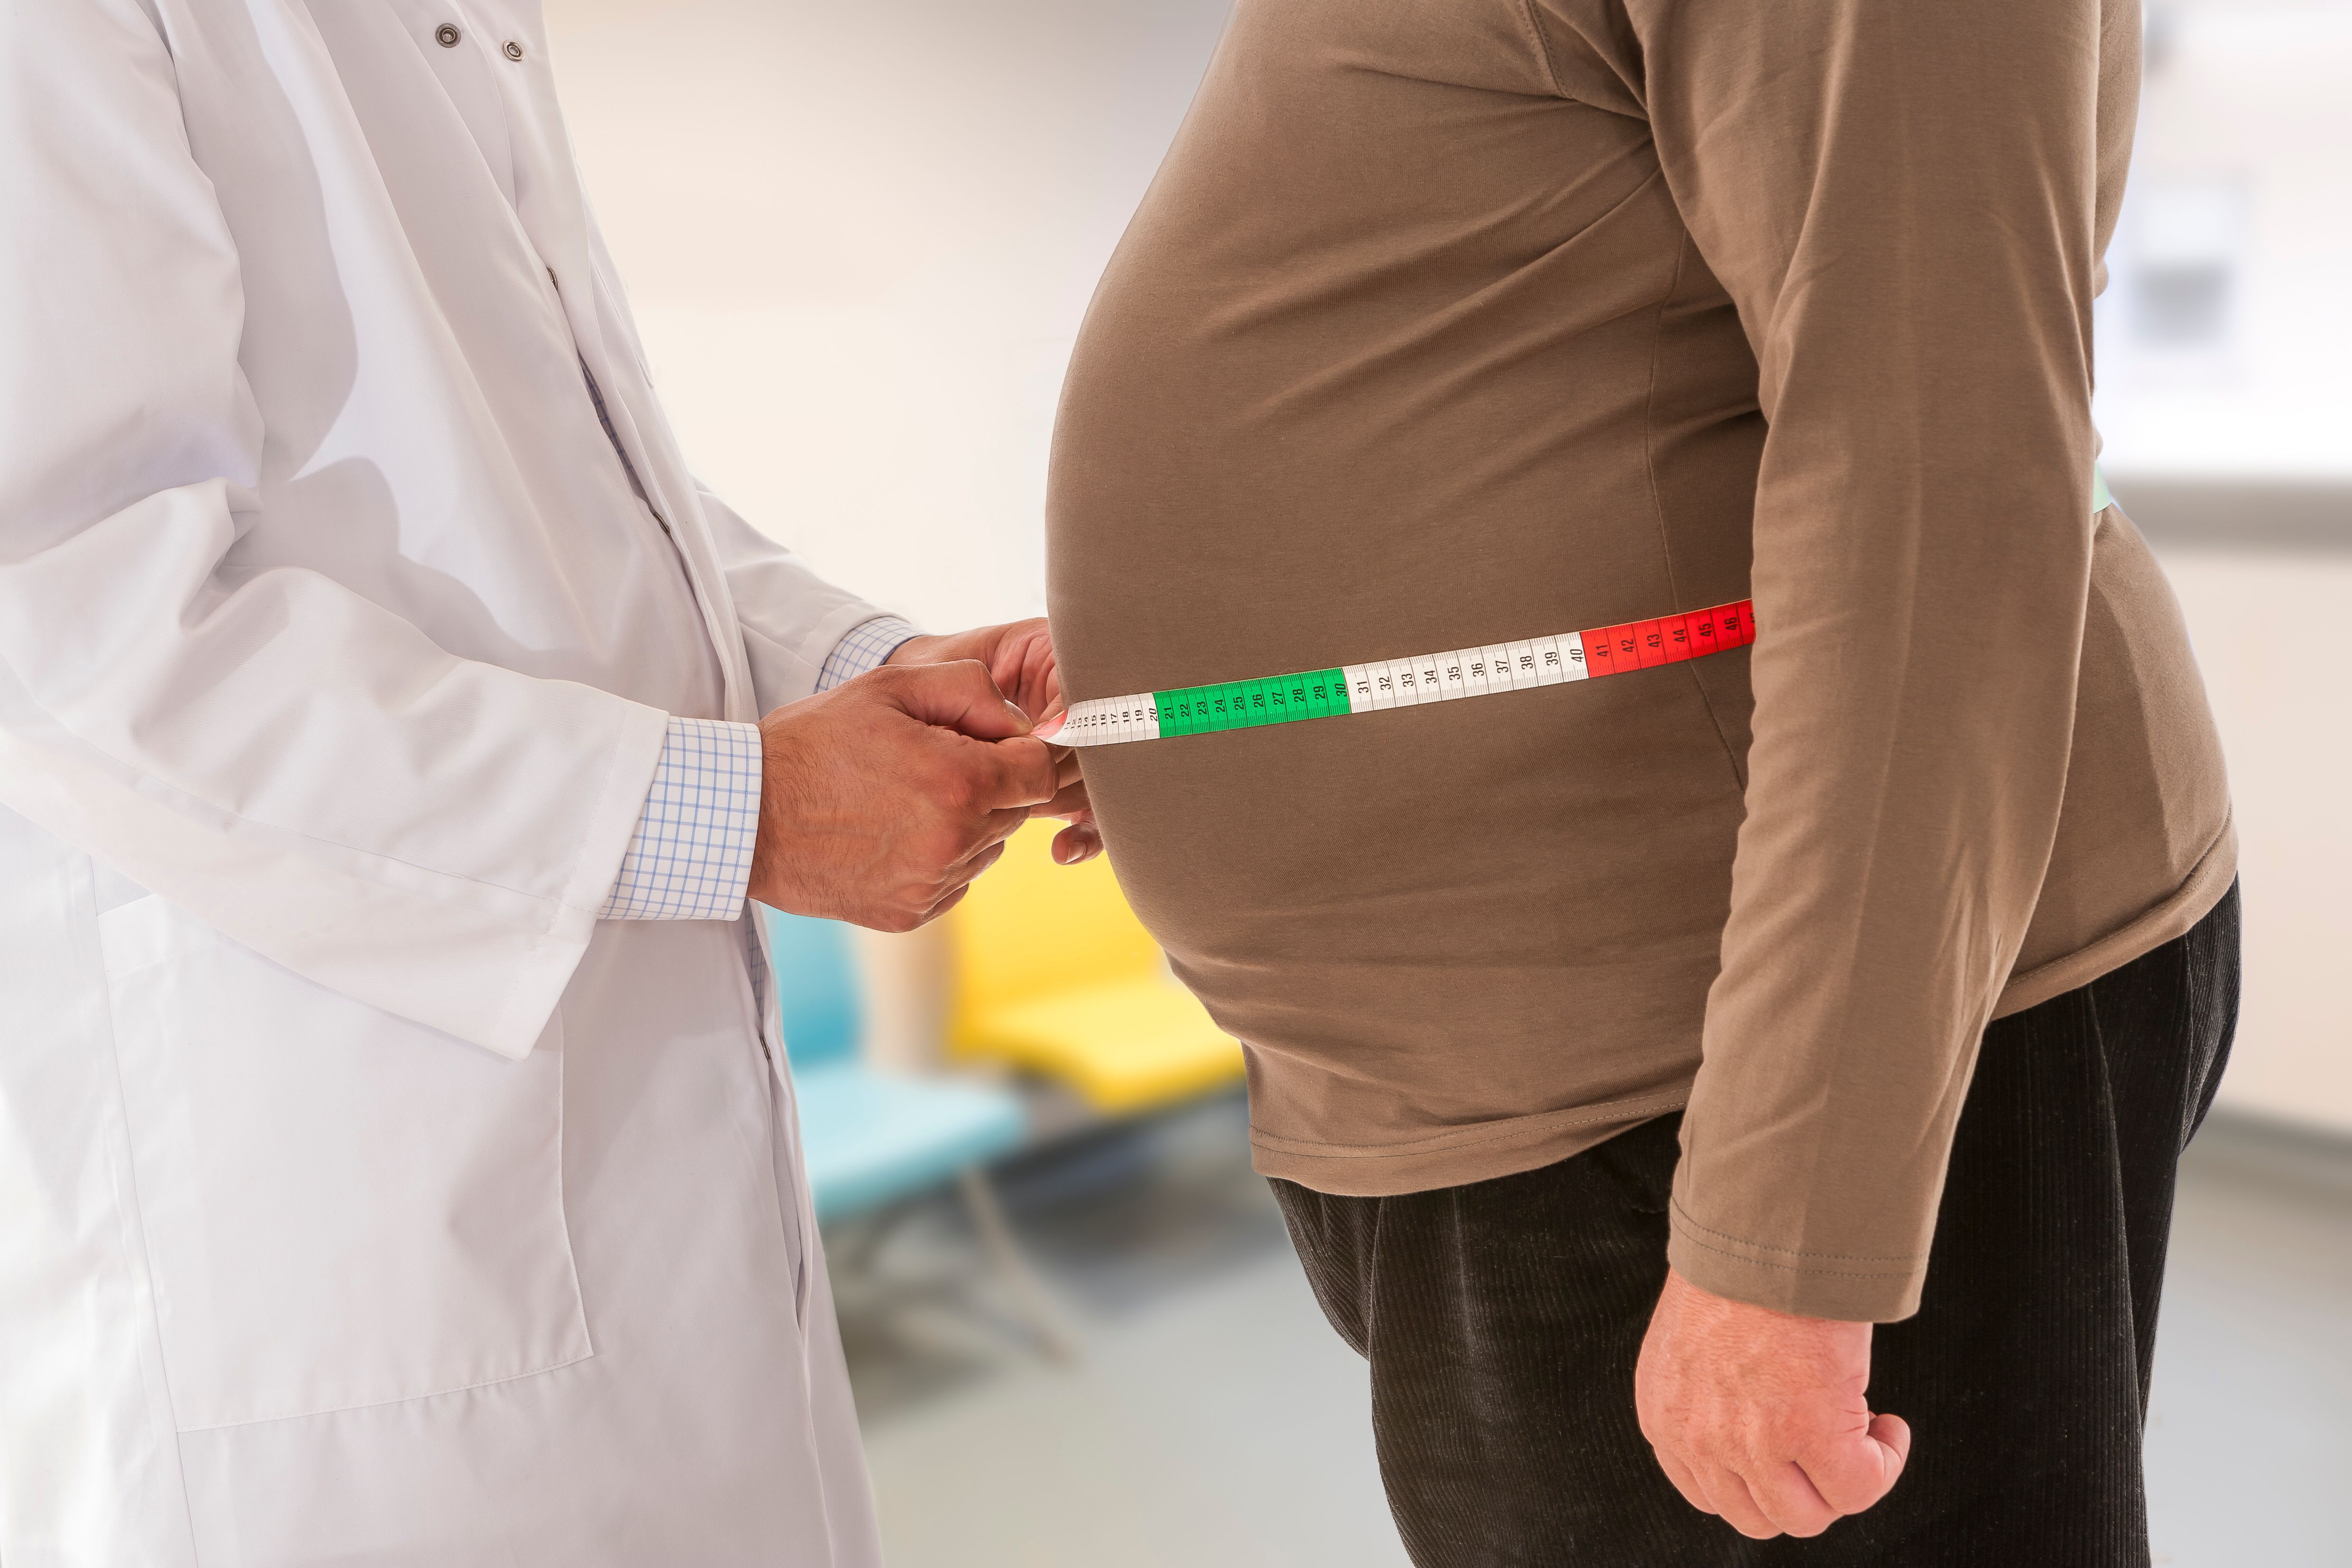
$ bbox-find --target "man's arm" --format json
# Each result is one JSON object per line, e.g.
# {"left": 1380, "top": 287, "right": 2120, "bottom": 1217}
{"left": 1533, "top": 0, "right": 2111, "bottom": 1534}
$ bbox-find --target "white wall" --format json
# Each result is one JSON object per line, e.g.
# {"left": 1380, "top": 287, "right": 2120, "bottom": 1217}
{"left": 2156, "top": 544, "right": 2352, "bottom": 1134}
{"left": 549, "top": 0, "right": 1228, "bottom": 632}
{"left": 2095, "top": 2, "right": 2352, "bottom": 481}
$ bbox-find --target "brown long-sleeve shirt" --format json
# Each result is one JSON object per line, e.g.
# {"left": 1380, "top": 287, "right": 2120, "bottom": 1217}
{"left": 1046, "top": 0, "right": 2234, "bottom": 1319}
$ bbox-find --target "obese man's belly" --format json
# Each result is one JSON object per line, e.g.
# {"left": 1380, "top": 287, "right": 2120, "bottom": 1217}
{"left": 1043, "top": 0, "right": 1765, "bottom": 1192}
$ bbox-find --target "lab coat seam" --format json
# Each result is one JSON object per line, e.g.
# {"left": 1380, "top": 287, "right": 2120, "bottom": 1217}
{"left": 561, "top": 698, "right": 673, "bottom": 917}
{"left": 167, "top": 1348, "right": 601, "bottom": 1435}
{"left": 549, "top": 1036, "right": 597, "bottom": 1365}
{"left": 80, "top": 862, "right": 207, "bottom": 1557}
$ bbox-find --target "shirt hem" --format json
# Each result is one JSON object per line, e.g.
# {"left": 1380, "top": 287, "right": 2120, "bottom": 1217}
{"left": 1992, "top": 813, "right": 2239, "bottom": 1020}
{"left": 1246, "top": 814, "right": 2235, "bottom": 1211}
{"left": 1250, "top": 1089, "right": 1691, "bottom": 1198}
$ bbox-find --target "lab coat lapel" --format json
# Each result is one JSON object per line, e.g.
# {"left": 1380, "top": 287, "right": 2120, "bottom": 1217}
{"left": 495, "top": 36, "right": 757, "bottom": 724}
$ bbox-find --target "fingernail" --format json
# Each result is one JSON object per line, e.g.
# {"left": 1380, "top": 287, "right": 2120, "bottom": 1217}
{"left": 1033, "top": 712, "right": 1066, "bottom": 741}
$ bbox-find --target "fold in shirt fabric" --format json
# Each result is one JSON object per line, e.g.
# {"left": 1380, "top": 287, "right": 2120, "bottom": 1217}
{"left": 1047, "top": 0, "right": 2234, "bottom": 1320}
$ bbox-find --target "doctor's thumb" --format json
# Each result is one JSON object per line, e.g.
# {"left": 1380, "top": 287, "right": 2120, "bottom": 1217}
{"left": 877, "top": 659, "right": 1033, "bottom": 740}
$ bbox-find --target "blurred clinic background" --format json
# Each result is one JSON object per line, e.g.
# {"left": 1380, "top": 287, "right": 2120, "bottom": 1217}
{"left": 544, "top": 1, "right": 2352, "bottom": 1563}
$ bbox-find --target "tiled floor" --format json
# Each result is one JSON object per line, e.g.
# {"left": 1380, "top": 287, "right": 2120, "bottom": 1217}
{"left": 846, "top": 1098, "right": 2352, "bottom": 1568}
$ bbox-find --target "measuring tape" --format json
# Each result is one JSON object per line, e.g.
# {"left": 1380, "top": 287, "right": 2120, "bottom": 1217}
{"left": 1043, "top": 471, "right": 2114, "bottom": 747}
{"left": 1040, "top": 599, "right": 1756, "bottom": 748}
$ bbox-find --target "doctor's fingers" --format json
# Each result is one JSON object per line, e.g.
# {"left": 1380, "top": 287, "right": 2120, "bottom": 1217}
{"left": 872, "top": 658, "right": 1033, "bottom": 741}
{"left": 891, "top": 841, "right": 1008, "bottom": 932}
{"left": 930, "top": 836, "right": 1010, "bottom": 893}
{"left": 958, "top": 733, "right": 1059, "bottom": 810}
{"left": 1031, "top": 774, "right": 1090, "bottom": 822}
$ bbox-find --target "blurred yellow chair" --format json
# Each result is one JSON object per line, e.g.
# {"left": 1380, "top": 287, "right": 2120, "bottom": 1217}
{"left": 948, "top": 821, "right": 1243, "bottom": 1114}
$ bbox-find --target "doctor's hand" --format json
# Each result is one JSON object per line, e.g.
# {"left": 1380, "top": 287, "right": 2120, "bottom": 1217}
{"left": 885, "top": 617, "right": 1099, "bottom": 865}
{"left": 1635, "top": 1266, "right": 1910, "bottom": 1540}
{"left": 748, "top": 660, "right": 1058, "bottom": 931}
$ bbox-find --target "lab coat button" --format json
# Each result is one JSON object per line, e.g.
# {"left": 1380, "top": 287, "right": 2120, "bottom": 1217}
{"left": 435, "top": 23, "right": 460, "bottom": 47}
{"left": 503, "top": 40, "right": 526, "bottom": 61}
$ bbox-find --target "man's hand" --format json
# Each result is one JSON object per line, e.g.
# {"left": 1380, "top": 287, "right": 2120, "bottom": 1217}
{"left": 885, "top": 617, "right": 1099, "bottom": 864}
{"left": 1635, "top": 1266, "right": 1911, "bottom": 1539}
{"left": 748, "top": 660, "right": 1058, "bottom": 930}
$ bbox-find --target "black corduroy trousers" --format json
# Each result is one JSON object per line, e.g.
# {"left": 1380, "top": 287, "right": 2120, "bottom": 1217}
{"left": 1272, "top": 883, "right": 2240, "bottom": 1567}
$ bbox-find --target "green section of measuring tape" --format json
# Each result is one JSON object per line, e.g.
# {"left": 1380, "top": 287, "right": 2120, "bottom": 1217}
{"left": 1153, "top": 668, "right": 1351, "bottom": 736}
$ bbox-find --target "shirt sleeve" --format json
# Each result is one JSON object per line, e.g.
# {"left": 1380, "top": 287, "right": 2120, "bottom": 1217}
{"left": 697, "top": 483, "right": 903, "bottom": 715}
{"left": 815, "top": 614, "right": 923, "bottom": 691}
{"left": 598, "top": 618, "right": 920, "bottom": 919}
{"left": 1535, "top": 0, "right": 2112, "bottom": 1319}
{"left": 597, "top": 717, "right": 763, "bottom": 919}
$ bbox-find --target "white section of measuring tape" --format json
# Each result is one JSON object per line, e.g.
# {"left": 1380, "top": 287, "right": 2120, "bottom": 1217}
{"left": 1340, "top": 630, "right": 1590, "bottom": 713}
{"left": 1052, "top": 628, "right": 1606, "bottom": 747}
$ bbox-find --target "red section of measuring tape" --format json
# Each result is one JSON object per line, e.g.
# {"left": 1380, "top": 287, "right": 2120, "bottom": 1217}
{"left": 1582, "top": 600, "right": 1754, "bottom": 679}
{"left": 1689, "top": 607, "right": 1721, "bottom": 659}
{"left": 1660, "top": 614, "right": 1694, "bottom": 663}
{"left": 1582, "top": 625, "right": 1618, "bottom": 677}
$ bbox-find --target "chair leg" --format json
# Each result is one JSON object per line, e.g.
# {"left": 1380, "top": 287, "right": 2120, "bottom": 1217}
{"left": 831, "top": 1197, "right": 918, "bottom": 1278}
{"left": 956, "top": 1168, "right": 1081, "bottom": 1364}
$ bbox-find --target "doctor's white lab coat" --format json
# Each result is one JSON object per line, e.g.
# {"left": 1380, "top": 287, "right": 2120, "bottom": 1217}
{"left": 0, "top": 2, "right": 890, "bottom": 1561}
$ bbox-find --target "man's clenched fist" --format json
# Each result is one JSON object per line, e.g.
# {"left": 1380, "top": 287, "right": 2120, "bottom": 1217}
{"left": 747, "top": 660, "right": 1058, "bottom": 930}
{"left": 1635, "top": 1266, "right": 1911, "bottom": 1539}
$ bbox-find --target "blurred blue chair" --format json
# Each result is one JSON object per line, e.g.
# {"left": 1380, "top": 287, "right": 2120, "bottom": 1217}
{"left": 766, "top": 909, "right": 1072, "bottom": 1357}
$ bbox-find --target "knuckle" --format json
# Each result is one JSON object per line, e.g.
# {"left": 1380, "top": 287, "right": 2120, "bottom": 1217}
{"left": 916, "top": 830, "right": 969, "bottom": 871}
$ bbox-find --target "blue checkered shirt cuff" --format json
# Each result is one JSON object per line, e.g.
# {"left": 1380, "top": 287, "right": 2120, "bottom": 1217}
{"left": 598, "top": 716, "right": 763, "bottom": 920}
{"left": 599, "top": 619, "right": 918, "bottom": 919}
{"left": 817, "top": 614, "right": 923, "bottom": 691}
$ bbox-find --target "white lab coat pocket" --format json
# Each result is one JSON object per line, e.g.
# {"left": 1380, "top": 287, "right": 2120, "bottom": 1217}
{"left": 98, "top": 895, "right": 592, "bottom": 1432}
